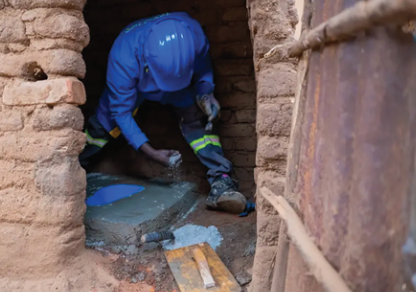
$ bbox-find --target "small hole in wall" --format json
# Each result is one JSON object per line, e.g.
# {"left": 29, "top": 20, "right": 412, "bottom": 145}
{"left": 22, "top": 62, "right": 48, "bottom": 82}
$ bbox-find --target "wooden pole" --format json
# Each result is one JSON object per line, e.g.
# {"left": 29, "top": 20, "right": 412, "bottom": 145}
{"left": 288, "top": 0, "right": 416, "bottom": 57}
{"left": 261, "top": 187, "right": 353, "bottom": 292}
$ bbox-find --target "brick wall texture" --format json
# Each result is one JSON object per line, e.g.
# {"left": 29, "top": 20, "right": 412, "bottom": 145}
{"left": 82, "top": 0, "right": 257, "bottom": 197}
{"left": 0, "top": 1, "right": 117, "bottom": 291}
{"left": 248, "top": 0, "right": 298, "bottom": 291}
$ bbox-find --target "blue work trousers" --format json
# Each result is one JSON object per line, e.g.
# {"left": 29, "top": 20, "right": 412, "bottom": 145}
{"left": 79, "top": 104, "right": 232, "bottom": 185}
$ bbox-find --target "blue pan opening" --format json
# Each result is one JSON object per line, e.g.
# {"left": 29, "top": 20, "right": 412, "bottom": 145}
{"left": 86, "top": 184, "right": 145, "bottom": 206}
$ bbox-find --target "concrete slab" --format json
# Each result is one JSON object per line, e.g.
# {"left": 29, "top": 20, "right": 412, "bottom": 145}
{"left": 84, "top": 173, "right": 198, "bottom": 245}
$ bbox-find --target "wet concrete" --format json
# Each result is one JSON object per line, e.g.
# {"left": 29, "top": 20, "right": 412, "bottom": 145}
{"left": 84, "top": 173, "right": 198, "bottom": 245}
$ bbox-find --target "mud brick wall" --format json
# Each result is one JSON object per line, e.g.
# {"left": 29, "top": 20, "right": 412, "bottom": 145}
{"left": 248, "top": 0, "right": 298, "bottom": 291}
{"left": 82, "top": 0, "right": 257, "bottom": 196}
{"left": 0, "top": 1, "right": 115, "bottom": 290}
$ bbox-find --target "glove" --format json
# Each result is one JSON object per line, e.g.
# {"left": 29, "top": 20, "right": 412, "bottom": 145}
{"left": 196, "top": 93, "right": 220, "bottom": 123}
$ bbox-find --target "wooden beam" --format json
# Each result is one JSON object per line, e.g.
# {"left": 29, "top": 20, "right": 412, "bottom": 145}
{"left": 288, "top": 0, "right": 416, "bottom": 57}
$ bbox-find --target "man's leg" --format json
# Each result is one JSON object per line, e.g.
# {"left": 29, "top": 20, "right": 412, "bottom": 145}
{"left": 174, "top": 104, "right": 246, "bottom": 214}
{"left": 79, "top": 115, "right": 111, "bottom": 169}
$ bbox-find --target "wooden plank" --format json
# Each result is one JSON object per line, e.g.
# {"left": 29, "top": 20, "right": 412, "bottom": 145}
{"left": 192, "top": 247, "right": 216, "bottom": 289}
{"left": 165, "top": 242, "right": 241, "bottom": 292}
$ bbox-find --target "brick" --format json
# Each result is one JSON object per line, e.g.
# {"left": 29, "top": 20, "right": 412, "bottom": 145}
{"left": 0, "top": 43, "right": 7, "bottom": 54}
{"left": 0, "top": 160, "right": 36, "bottom": 191}
{"left": 257, "top": 169, "right": 286, "bottom": 198}
{"left": 214, "top": 78, "right": 233, "bottom": 94}
{"left": 214, "top": 60, "right": 254, "bottom": 77}
{"left": 32, "top": 14, "right": 89, "bottom": 47}
{"left": 232, "top": 77, "right": 256, "bottom": 93}
{"left": 8, "top": 0, "right": 86, "bottom": 10}
{"left": 120, "top": 3, "right": 153, "bottom": 21}
{"left": 217, "top": 92, "right": 256, "bottom": 108}
{"left": 6, "top": 43, "right": 27, "bottom": 53}
{"left": 210, "top": 42, "right": 253, "bottom": 59}
{"left": 257, "top": 103, "right": 293, "bottom": 137}
{"left": 0, "top": 77, "right": 9, "bottom": 97}
{"left": 220, "top": 109, "right": 256, "bottom": 124}
{"left": 22, "top": 8, "right": 83, "bottom": 24}
{"left": 258, "top": 63, "right": 296, "bottom": 99}
{"left": 239, "top": 180, "right": 256, "bottom": 196}
{"left": 0, "top": 187, "right": 85, "bottom": 225}
{"left": 219, "top": 124, "right": 256, "bottom": 137}
{"left": 3, "top": 78, "right": 86, "bottom": 106}
{"left": 205, "top": 24, "right": 250, "bottom": 43}
{"left": 235, "top": 137, "right": 257, "bottom": 152}
{"left": 35, "top": 155, "right": 86, "bottom": 197}
{"left": 153, "top": 0, "right": 195, "bottom": 14}
{"left": 0, "top": 223, "right": 85, "bottom": 278}
{"left": 252, "top": 9, "right": 293, "bottom": 41}
{"left": 0, "top": 129, "right": 86, "bottom": 162}
{"left": 0, "top": 109, "right": 23, "bottom": 132}
{"left": 256, "top": 210, "right": 281, "bottom": 245}
{"left": 234, "top": 109, "right": 256, "bottom": 123}
{"left": 222, "top": 137, "right": 257, "bottom": 152}
{"left": 215, "top": 77, "right": 256, "bottom": 94}
{"left": 223, "top": 7, "right": 248, "bottom": 22}
{"left": 0, "top": 10, "right": 28, "bottom": 44}
{"left": 250, "top": 246, "right": 279, "bottom": 292}
{"left": 226, "top": 152, "right": 256, "bottom": 167}
{"left": 219, "top": 109, "right": 232, "bottom": 123}
{"left": 0, "top": 50, "right": 86, "bottom": 78}
{"left": 191, "top": 11, "right": 221, "bottom": 26}
{"left": 30, "top": 39, "right": 84, "bottom": 53}
{"left": 253, "top": 37, "right": 293, "bottom": 64}
{"left": 31, "top": 104, "right": 84, "bottom": 131}
{"left": 196, "top": 0, "right": 246, "bottom": 9}
{"left": 256, "top": 136, "right": 289, "bottom": 166}
{"left": 233, "top": 167, "right": 254, "bottom": 183}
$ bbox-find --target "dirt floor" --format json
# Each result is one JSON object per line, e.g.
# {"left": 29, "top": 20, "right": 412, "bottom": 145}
{"left": 88, "top": 197, "right": 256, "bottom": 292}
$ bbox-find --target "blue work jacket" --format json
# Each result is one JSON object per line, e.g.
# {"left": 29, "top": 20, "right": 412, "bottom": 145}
{"left": 96, "top": 12, "right": 214, "bottom": 150}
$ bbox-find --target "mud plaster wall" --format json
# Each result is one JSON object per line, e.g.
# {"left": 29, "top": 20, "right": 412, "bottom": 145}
{"left": 82, "top": 0, "right": 257, "bottom": 196}
{"left": 248, "top": 0, "right": 298, "bottom": 291}
{"left": 0, "top": 1, "right": 117, "bottom": 290}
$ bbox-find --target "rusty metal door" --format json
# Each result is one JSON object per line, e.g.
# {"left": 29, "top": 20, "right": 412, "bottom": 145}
{"left": 284, "top": 1, "right": 416, "bottom": 291}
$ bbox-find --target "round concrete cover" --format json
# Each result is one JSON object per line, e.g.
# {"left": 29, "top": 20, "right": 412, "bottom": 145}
{"left": 86, "top": 184, "right": 145, "bottom": 206}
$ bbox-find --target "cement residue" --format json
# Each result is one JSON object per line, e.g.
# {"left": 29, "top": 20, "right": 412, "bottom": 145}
{"left": 167, "top": 156, "right": 185, "bottom": 199}
{"left": 168, "top": 154, "right": 182, "bottom": 167}
{"left": 87, "top": 173, "right": 121, "bottom": 181}
{"left": 86, "top": 173, "right": 122, "bottom": 197}
{"left": 163, "top": 224, "right": 223, "bottom": 251}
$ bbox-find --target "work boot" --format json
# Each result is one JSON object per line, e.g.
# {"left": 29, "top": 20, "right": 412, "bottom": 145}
{"left": 205, "top": 175, "right": 246, "bottom": 214}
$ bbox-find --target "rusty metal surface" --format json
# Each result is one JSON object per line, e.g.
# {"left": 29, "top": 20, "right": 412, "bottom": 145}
{"left": 284, "top": 0, "right": 416, "bottom": 291}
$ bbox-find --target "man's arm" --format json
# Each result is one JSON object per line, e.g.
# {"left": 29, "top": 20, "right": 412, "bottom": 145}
{"left": 192, "top": 36, "right": 215, "bottom": 96}
{"left": 106, "top": 40, "right": 181, "bottom": 166}
{"left": 106, "top": 40, "right": 149, "bottom": 151}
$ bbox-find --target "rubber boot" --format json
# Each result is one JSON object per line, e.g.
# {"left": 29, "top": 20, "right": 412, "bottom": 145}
{"left": 205, "top": 175, "right": 246, "bottom": 214}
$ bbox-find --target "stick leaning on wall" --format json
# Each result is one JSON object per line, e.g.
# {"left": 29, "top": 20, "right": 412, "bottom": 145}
{"left": 261, "top": 187, "right": 353, "bottom": 292}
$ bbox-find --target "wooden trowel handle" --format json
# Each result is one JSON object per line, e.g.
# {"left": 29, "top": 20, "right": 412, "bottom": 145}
{"left": 192, "top": 247, "right": 216, "bottom": 289}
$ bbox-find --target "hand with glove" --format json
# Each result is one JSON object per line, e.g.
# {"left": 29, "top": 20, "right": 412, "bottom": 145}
{"left": 196, "top": 93, "right": 221, "bottom": 131}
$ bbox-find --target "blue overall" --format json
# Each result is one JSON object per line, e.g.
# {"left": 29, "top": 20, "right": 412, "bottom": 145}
{"left": 80, "top": 12, "right": 233, "bottom": 184}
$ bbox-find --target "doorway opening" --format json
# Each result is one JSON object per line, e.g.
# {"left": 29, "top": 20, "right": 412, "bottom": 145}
{"left": 81, "top": 1, "right": 257, "bottom": 290}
